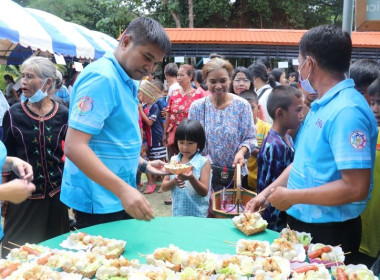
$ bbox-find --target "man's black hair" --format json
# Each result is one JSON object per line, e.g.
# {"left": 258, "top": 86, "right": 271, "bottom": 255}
{"left": 299, "top": 25, "right": 351, "bottom": 73}
{"left": 124, "top": 17, "right": 171, "bottom": 55}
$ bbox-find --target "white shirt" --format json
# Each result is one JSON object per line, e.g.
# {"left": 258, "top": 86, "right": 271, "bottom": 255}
{"left": 256, "top": 84, "right": 273, "bottom": 124}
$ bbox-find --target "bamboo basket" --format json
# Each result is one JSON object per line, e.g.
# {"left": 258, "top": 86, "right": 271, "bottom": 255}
{"left": 212, "top": 164, "right": 257, "bottom": 218}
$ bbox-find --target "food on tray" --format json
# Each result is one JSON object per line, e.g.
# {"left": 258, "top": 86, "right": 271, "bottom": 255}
{"left": 62, "top": 251, "right": 103, "bottom": 278}
{"left": 181, "top": 251, "right": 218, "bottom": 274}
{"left": 95, "top": 258, "right": 141, "bottom": 279}
{"left": 178, "top": 267, "right": 209, "bottom": 280}
{"left": 307, "top": 243, "right": 345, "bottom": 268}
{"left": 7, "top": 244, "right": 50, "bottom": 262}
{"left": 0, "top": 260, "right": 21, "bottom": 279}
{"left": 232, "top": 212, "right": 268, "bottom": 236}
{"left": 252, "top": 256, "right": 291, "bottom": 279}
{"left": 91, "top": 238, "right": 126, "bottom": 259}
{"left": 145, "top": 244, "right": 184, "bottom": 272}
{"left": 331, "top": 264, "right": 379, "bottom": 280}
{"left": 279, "top": 228, "right": 312, "bottom": 247}
{"left": 235, "top": 239, "right": 271, "bottom": 258}
{"left": 215, "top": 274, "right": 247, "bottom": 280}
{"left": 6, "top": 263, "right": 82, "bottom": 280}
{"left": 215, "top": 255, "right": 255, "bottom": 277}
{"left": 291, "top": 263, "right": 330, "bottom": 279}
{"left": 60, "top": 232, "right": 100, "bottom": 250}
{"left": 164, "top": 161, "right": 193, "bottom": 175}
{"left": 269, "top": 238, "right": 306, "bottom": 262}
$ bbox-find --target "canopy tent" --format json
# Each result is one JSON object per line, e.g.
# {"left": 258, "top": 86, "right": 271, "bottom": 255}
{"left": 0, "top": 0, "right": 118, "bottom": 64}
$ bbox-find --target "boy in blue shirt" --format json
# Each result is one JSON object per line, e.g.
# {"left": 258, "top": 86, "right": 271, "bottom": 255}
{"left": 257, "top": 86, "right": 303, "bottom": 231}
{"left": 61, "top": 18, "right": 171, "bottom": 228}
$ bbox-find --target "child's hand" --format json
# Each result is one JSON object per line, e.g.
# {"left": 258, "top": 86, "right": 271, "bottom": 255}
{"left": 138, "top": 103, "right": 143, "bottom": 112}
{"left": 175, "top": 175, "right": 185, "bottom": 188}
{"left": 177, "top": 170, "right": 194, "bottom": 181}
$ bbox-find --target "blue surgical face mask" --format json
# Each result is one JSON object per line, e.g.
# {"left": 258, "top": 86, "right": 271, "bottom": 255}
{"left": 298, "top": 58, "right": 317, "bottom": 94}
{"left": 28, "top": 79, "right": 48, "bottom": 103}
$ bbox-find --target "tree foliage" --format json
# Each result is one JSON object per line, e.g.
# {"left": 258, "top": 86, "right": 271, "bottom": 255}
{"left": 23, "top": 0, "right": 142, "bottom": 38}
{"left": 15, "top": 0, "right": 343, "bottom": 37}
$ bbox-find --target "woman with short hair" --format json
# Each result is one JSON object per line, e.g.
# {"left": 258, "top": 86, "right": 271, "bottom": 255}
{"left": 189, "top": 58, "right": 256, "bottom": 193}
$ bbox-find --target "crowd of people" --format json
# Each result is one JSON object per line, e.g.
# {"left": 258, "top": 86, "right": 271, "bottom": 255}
{"left": 0, "top": 17, "right": 379, "bottom": 271}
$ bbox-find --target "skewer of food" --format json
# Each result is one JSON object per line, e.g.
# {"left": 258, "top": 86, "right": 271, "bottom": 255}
{"left": 279, "top": 228, "right": 312, "bottom": 248}
{"left": 291, "top": 263, "right": 330, "bottom": 279}
{"left": 95, "top": 258, "right": 141, "bottom": 279}
{"left": 215, "top": 255, "right": 255, "bottom": 277}
{"left": 307, "top": 243, "right": 345, "bottom": 268}
{"left": 235, "top": 239, "right": 271, "bottom": 259}
{"left": 331, "top": 264, "right": 379, "bottom": 280}
{"left": 145, "top": 244, "right": 184, "bottom": 272}
{"left": 251, "top": 256, "right": 291, "bottom": 279}
{"left": 269, "top": 238, "right": 306, "bottom": 262}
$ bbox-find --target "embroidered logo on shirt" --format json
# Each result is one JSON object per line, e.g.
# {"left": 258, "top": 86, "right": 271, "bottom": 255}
{"left": 315, "top": 118, "right": 324, "bottom": 128}
{"left": 350, "top": 130, "right": 367, "bottom": 150}
{"left": 77, "top": 96, "right": 94, "bottom": 116}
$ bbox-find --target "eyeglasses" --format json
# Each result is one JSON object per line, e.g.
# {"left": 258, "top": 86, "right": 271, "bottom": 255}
{"left": 233, "top": 79, "right": 251, "bottom": 84}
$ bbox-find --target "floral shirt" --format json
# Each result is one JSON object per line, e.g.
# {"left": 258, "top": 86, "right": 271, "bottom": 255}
{"left": 188, "top": 95, "right": 257, "bottom": 177}
{"left": 167, "top": 88, "right": 204, "bottom": 131}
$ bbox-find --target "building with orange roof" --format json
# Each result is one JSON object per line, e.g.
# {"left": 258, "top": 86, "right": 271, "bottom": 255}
{"left": 163, "top": 28, "right": 380, "bottom": 60}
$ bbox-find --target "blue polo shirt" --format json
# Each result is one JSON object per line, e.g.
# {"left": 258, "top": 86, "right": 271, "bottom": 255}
{"left": 287, "top": 79, "right": 378, "bottom": 223}
{"left": 61, "top": 52, "right": 141, "bottom": 214}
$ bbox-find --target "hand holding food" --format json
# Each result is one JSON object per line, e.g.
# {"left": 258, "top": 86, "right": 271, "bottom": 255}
{"left": 164, "top": 161, "right": 193, "bottom": 175}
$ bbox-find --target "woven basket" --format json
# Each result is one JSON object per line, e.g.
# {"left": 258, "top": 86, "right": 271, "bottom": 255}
{"left": 212, "top": 164, "right": 257, "bottom": 219}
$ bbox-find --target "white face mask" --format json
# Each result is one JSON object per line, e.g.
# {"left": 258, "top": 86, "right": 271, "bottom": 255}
{"left": 28, "top": 79, "right": 48, "bottom": 103}
{"left": 298, "top": 58, "right": 317, "bottom": 94}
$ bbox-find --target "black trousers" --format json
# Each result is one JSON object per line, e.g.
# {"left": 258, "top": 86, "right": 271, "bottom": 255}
{"left": 74, "top": 209, "right": 132, "bottom": 229}
{"left": 2, "top": 194, "right": 69, "bottom": 258}
{"left": 287, "top": 215, "right": 361, "bottom": 264}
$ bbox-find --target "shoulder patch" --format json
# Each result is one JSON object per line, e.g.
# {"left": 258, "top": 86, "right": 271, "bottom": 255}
{"left": 350, "top": 130, "right": 368, "bottom": 150}
{"left": 77, "top": 96, "right": 94, "bottom": 116}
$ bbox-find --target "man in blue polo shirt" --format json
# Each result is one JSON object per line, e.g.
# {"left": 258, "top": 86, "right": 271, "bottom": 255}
{"left": 246, "top": 25, "right": 378, "bottom": 263}
{"left": 60, "top": 17, "right": 171, "bottom": 228}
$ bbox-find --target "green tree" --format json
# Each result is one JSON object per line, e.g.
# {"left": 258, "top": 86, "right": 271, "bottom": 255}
{"left": 26, "top": 0, "right": 142, "bottom": 38}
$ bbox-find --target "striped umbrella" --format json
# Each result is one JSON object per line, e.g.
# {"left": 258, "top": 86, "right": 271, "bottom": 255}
{"left": 0, "top": 0, "right": 118, "bottom": 64}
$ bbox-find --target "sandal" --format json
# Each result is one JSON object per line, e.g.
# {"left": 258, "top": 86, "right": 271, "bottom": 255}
{"left": 164, "top": 197, "right": 172, "bottom": 205}
{"left": 144, "top": 184, "right": 156, "bottom": 194}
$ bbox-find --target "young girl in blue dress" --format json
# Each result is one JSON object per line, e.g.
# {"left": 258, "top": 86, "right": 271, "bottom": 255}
{"left": 161, "top": 119, "right": 211, "bottom": 217}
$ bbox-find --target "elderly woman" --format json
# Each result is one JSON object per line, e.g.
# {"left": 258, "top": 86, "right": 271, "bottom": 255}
{"left": 1, "top": 57, "right": 69, "bottom": 254}
{"left": 163, "top": 64, "right": 204, "bottom": 156}
{"left": 230, "top": 67, "right": 254, "bottom": 95}
{"left": 189, "top": 58, "right": 257, "bottom": 192}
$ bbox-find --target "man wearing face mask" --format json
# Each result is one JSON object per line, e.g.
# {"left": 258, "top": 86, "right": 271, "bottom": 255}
{"left": 246, "top": 25, "right": 378, "bottom": 263}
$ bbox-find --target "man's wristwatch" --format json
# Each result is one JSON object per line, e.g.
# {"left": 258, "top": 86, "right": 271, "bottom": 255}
{"left": 139, "top": 161, "right": 148, "bottom": 173}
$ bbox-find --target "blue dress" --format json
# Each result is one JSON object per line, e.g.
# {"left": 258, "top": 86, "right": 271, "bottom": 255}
{"left": 170, "top": 152, "right": 210, "bottom": 217}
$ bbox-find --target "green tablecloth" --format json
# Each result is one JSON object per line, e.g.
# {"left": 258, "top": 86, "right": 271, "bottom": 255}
{"left": 41, "top": 217, "right": 279, "bottom": 262}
